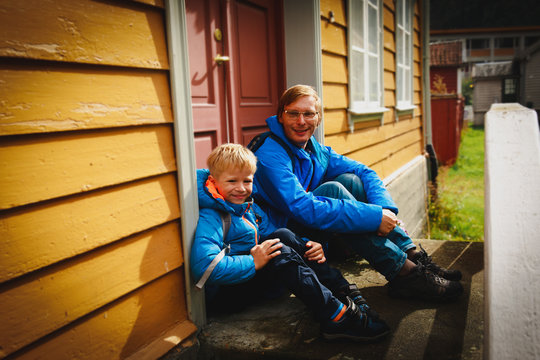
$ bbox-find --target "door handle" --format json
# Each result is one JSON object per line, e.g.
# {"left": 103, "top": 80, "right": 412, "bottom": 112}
{"left": 214, "top": 54, "right": 230, "bottom": 65}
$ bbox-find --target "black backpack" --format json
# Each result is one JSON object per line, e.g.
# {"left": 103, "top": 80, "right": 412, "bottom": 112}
{"left": 247, "top": 131, "right": 295, "bottom": 171}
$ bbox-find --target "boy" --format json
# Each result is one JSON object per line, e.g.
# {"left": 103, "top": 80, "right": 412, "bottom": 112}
{"left": 190, "top": 143, "right": 390, "bottom": 342}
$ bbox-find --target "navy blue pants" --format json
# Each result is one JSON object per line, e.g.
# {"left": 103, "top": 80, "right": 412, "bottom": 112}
{"left": 288, "top": 173, "right": 416, "bottom": 281}
{"left": 206, "top": 228, "right": 348, "bottom": 321}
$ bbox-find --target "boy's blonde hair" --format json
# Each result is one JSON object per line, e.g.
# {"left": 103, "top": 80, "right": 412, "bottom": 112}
{"left": 207, "top": 143, "right": 257, "bottom": 178}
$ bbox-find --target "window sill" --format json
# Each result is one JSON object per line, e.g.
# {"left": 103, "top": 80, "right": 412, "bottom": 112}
{"left": 395, "top": 104, "right": 417, "bottom": 120}
{"left": 347, "top": 107, "right": 389, "bottom": 132}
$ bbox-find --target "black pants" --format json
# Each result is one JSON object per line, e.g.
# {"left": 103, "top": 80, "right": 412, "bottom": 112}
{"left": 206, "top": 228, "right": 349, "bottom": 321}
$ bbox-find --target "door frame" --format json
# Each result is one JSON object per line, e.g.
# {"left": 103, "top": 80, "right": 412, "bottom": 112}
{"left": 166, "top": 0, "right": 322, "bottom": 327}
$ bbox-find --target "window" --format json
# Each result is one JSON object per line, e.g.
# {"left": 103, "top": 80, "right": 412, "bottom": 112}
{"left": 396, "top": 0, "right": 414, "bottom": 110}
{"left": 348, "top": 0, "right": 384, "bottom": 114}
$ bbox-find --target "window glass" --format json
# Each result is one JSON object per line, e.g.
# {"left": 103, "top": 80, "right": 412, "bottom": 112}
{"left": 348, "top": 0, "right": 382, "bottom": 110}
{"left": 396, "top": 0, "right": 413, "bottom": 108}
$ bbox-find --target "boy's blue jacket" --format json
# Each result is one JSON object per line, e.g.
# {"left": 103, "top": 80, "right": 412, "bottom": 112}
{"left": 190, "top": 169, "right": 278, "bottom": 286}
{"left": 252, "top": 115, "right": 398, "bottom": 233}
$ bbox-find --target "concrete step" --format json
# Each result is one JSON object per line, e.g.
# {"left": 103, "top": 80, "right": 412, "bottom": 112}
{"left": 197, "top": 239, "right": 484, "bottom": 360}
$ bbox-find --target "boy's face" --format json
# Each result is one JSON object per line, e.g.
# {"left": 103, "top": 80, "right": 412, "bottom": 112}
{"left": 209, "top": 167, "right": 254, "bottom": 204}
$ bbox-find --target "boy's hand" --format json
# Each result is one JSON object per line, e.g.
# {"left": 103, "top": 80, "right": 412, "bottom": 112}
{"left": 250, "top": 238, "right": 282, "bottom": 270}
{"left": 304, "top": 241, "right": 326, "bottom": 263}
{"left": 377, "top": 209, "right": 398, "bottom": 236}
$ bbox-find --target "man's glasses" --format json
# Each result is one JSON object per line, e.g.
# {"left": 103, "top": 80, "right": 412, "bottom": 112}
{"left": 283, "top": 110, "right": 319, "bottom": 121}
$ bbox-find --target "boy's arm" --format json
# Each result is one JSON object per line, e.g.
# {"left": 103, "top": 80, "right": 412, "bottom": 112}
{"left": 190, "top": 209, "right": 256, "bottom": 285}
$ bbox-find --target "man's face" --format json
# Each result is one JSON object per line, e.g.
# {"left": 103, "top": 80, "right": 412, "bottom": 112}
{"left": 209, "top": 168, "right": 254, "bottom": 204}
{"left": 278, "top": 95, "right": 320, "bottom": 148}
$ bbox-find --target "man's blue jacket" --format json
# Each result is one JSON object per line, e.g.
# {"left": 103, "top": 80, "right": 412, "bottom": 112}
{"left": 190, "top": 169, "right": 277, "bottom": 286}
{"left": 252, "top": 116, "right": 398, "bottom": 233}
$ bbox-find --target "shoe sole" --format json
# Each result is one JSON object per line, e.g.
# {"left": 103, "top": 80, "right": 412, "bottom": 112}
{"left": 322, "top": 329, "right": 390, "bottom": 343}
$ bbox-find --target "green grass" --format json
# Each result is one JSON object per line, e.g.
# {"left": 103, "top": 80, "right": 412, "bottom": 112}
{"left": 428, "top": 125, "right": 485, "bottom": 241}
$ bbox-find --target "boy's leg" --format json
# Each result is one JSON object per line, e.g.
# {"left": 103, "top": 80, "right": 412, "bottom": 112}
{"left": 260, "top": 231, "right": 390, "bottom": 341}
{"left": 263, "top": 229, "right": 349, "bottom": 293}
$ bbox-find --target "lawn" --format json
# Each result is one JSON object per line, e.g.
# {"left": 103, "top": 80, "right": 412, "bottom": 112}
{"left": 428, "top": 125, "right": 485, "bottom": 241}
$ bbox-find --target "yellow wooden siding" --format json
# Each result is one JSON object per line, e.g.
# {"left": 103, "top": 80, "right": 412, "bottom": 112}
{"left": 0, "top": 64, "right": 173, "bottom": 136}
{"left": 0, "top": 0, "right": 168, "bottom": 69}
{"left": 1, "top": 126, "right": 177, "bottom": 209}
{"left": 322, "top": 53, "right": 348, "bottom": 84}
{"left": 320, "top": 0, "right": 346, "bottom": 26}
{"left": 321, "top": 23, "right": 347, "bottom": 56}
{"left": 0, "top": 0, "right": 195, "bottom": 358}
{"left": 0, "top": 222, "right": 183, "bottom": 355}
{"left": 14, "top": 272, "right": 196, "bottom": 360}
{"left": 1, "top": 174, "right": 180, "bottom": 283}
{"left": 321, "top": 0, "right": 424, "bottom": 179}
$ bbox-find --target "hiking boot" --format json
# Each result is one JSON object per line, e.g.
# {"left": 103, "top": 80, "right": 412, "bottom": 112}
{"left": 388, "top": 264, "right": 463, "bottom": 301}
{"left": 411, "top": 244, "right": 463, "bottom": 281}
{"left": 321, "top": 298, "right": 390, "bottom": 342}
{"left": 337, "top": 284, "right": 380, "bottom": 320}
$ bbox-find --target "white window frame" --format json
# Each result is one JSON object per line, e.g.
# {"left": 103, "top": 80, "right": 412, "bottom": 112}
{"left": 347, "top": 0, "right": 387, "bottom": 129}
{"left": 395, "top": 0, "right": 416, "bottom": 114}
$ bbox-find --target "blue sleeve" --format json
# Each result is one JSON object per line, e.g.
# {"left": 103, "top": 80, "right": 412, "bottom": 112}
{"left": 323, "top": 146, "right": 398, "bottom": 213}
{"left": 255, "top": 142, "right": 384, "bottom": 233}
{"left": 190, "top": 209, "right": 256, "bottom": 285}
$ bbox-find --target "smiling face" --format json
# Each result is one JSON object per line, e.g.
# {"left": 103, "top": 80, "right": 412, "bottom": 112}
{"left": 278, "top": 95, "right": 320, "bottom": 148}
{"left": 209, "top": 167, "right": 254, "bottom": 204}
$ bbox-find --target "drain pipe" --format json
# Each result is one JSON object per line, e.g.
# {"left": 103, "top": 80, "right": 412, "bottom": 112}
{"left": 422, "top": 0, "right": 432, "bottom": 147}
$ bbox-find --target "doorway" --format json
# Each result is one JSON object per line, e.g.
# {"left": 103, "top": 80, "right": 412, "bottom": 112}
{"left": 185, "top": 0, "right": 285, "bottom": 168}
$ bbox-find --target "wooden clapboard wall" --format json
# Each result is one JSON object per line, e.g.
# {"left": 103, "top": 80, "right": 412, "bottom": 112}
{"left": 320, "top": 0, "right": 424, "bottom": 179}
{"left": 0, "top": 0, "right": 196, "bottom": 359}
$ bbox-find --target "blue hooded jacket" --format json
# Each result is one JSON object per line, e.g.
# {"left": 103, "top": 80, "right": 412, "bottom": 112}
{"left": 252, "top": 116, "right": 398, "bottom": 233}
{"left": 190, "top": 169, "right": 278, "bottom": 286}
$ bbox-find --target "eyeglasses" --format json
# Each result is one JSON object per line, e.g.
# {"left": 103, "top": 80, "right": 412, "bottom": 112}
{"left": 283, "top": 110, "right": 319, "bottom": 120}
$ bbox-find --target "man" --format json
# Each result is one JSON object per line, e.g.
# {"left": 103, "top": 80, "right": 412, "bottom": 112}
{"left": 251, "top": 85, "right": 463, "bottom": 301}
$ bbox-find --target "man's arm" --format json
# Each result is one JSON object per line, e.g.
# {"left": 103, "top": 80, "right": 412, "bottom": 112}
{"left": 254, "top": 142, "right": 383, "bottom": 233}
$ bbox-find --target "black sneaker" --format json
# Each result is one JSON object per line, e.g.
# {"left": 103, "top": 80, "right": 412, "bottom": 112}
{"left": 388, "top": 264, "right": 463, "bottom": 301}
{"left": 321, "top": 298, "right": 390, "bottom": 342}
{"left": 337, "top": 284, "right": 380, "bottom": 320}
{"left": 411, "top": 244, "right": 463, "bottom": 281}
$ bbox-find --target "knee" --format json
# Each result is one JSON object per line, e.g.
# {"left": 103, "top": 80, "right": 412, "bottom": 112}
{"left": 334, "top": 173, "right": 366, "bottom": 202}
{"left": 314, "top": 181, "right": 353, "bottom": 200}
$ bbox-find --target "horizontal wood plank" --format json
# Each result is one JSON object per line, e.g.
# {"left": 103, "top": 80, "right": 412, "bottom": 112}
{"left": 322, "top": 83, "right": 348, "bottom": 110}
{"left": 0, "top": 222, "right": 184, "bottom": 356}
{"left": 325, "top": 117, "right": 421, "bottom": 155}
{"left": 11, "top": 271, "right": 196, "bottom": 360}
{"left": 384, "top": 28, "right": 395, "bottom": 53}
{"left": 371, "top": 141, "right": 423, "bottom": 178}
{"left": 322, "top": 53, "right": 348, "bottom": 84}
{"left": 383, "top": 49, "right": 395, "bottom": 72}
{"left": 383, "top": 5, "right": 395, "bottom": 32}
{"left": 384, "top": 70, "right": 396, "bottom": 90}
{"left": 320, "top": 0, "right": 346, "bottom": 26}
{"left": 131, "top": 0, "right": 165, "bottom": 8}
{"left": 0, "top": 174, "right": 181, "bottom": 283}
{"left": 0, "top": 0, "right": 168, "bottom": 69}
{"left": 321, "top": 22, "right": 347, "bottom": 56}
{"left": 384, "top": 89, "right": 396, "bottom": 107}
{"left": 0, "top": 64, "right": 173, "bottom": 135}
{"left": 323, "top": 109, "right": 348, "bottom": 135}
{"left": 0, "top": 125, "right": 177, "bottom": 209}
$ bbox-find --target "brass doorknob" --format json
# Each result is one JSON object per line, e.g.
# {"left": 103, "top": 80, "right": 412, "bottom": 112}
{"left": 214, "top": 54, "right": 230, "bottom": 65}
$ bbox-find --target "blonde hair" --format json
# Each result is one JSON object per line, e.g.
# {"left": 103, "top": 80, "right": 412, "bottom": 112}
{"left": 207, "top": 143, "right": 257, "bottom": 178}
{"left": 277, "top": 84, "right": 322, "bottom": 120}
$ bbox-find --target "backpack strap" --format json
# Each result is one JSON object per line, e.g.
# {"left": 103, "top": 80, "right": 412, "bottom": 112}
{"left": 247, "top": 131, "right": 295, "bottom": 171}
{"left": 195, "top": 210, "right": 232, "bottom": 289}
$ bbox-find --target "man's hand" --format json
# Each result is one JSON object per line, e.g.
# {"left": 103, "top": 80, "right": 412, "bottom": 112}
{"left": 250, "top": 238, "right": 283, "bottom": 270}
{"left": 304, "top": 241, "right": 326, "bottom": 263}
{"left": 377, "top": 209, "right": 398, "bottom": 236}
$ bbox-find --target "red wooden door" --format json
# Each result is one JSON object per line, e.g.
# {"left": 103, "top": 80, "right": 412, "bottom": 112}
{"left": 186, "top": 0, "right": 284, "bottom": 168}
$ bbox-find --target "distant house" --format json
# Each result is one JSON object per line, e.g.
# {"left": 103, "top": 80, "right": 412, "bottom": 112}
{"left": 0, "top": 0, "right": 432, "bottom": 358}
{"left": 431, "top": 26, "right": 540, "bottom": 123}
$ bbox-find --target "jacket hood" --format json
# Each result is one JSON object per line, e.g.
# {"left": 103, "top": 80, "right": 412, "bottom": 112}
{"left": 196, "top": 169, "right": 252, "bottom": 216}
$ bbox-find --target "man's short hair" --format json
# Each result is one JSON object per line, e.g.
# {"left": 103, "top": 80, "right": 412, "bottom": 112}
{"left": 207, "top": 143, "right": 257, "bottom": 178}
{"left": 277, "top": 84, "right": 322, "bottom": 119}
